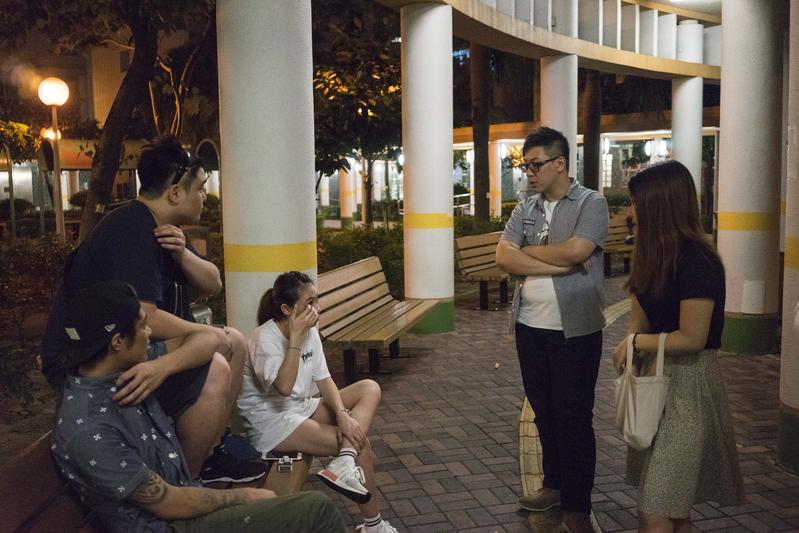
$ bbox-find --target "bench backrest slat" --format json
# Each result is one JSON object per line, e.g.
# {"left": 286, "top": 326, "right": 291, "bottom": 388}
{"left": 0, "top": 432, "right": 102, "bottom": 533}
{"left": 454, "top": 233, "right": 502, "bottom": 275}
{"left": 317, "top": 256, "right": 382, "bottom": 295}
{"left": 317, "top": 271, "right": 386, "bottom": 312}
{"left": 320, "top": 294, "right": 394, "bottom": 340}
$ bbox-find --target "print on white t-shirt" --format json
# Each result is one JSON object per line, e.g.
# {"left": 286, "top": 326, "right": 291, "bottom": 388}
{"left": 517, "top": 199, "right": 563, "bottom": 330}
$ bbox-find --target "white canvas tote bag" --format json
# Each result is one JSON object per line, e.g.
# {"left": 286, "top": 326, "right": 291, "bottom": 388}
{"left": 614, "top": 332, "right": 670, "bottom": 450}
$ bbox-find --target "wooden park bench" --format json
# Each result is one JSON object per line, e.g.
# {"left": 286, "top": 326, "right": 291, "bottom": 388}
{"left": 0, "top": 432, "right": 310, "bottom": 533}
{"left": 454, "top": 232, "right": 509, "bottom": 310}
{"left": 604, "top": 207, "right": 636, "bottom": 277}
{"left": 317, "top": 256, "right": 440, "bottom": 384}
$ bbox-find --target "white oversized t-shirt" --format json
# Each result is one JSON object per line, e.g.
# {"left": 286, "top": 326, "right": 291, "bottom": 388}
{"left": 237, "top": 320, "right": 331, "bottom": 453}
{"left": 517, "top": 199, "right": 563, "bottom": 330}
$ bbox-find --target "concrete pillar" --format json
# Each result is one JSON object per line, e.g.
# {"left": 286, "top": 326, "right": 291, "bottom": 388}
{"left": 671, "top": 20, "right": 704, "bottom": 199}
{"left": 489, "top": 142, "right": 502, "bottom": 218}
{"left": 541, "top": 1, "right": 577, "bottom": 177}
{"left": 319, "top": 174, "right": 330, "bottom": 207}
{"left": 339, "top": 167, "right": 355, "bottom": 227}
{"left": 717, "top": 0, "right": 783, "bottom": 353}
{"left": 67, "top": 171, "right": 80, "bottom": 198}
{"left": 216, "top": 0, "right": 316, "bottom": 332}
{"left": 778, "top": 0, "right": 799, "bottom": 475}
{"left": 401, "top": 3, "right": 454, "bottom": 333}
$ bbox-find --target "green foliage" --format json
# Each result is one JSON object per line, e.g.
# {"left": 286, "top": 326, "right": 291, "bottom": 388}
{"left": 201, "top": 194, "right": 222, "bottom": 233}
{"left": 454, "top": 183, "right": 469, "bottom": 196}
{"left": 454, "top": 215, "right": 506, "bottom": 238}
{"left": 0, "top": 120, "right": 37, "bottom": 163}
{"left": 312, "top": 0, "right": 401, "bottom": 175}
{"left": 204, "top": 231, "right": 226, "bottom": 325}
{"left": 318, "top": 225, "right": 404, "bottom": 298}
{"left": 0, "top": 344, "right": 39, "bottom": 401}
{"left": 69, "top": 189, "right": 88, "bottom": 208}
{"left": 604, "top": 191, "right": 631, "bottom": 215}
{"left": 0, "top": 237, "right": 74, "bottom": 340}
{"left": 0, "top": 198, "right": 35, "bottom": 220}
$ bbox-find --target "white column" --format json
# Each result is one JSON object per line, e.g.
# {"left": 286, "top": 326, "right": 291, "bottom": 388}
{"left": 657, "top": 13, "right": 677, "bottom": 59}
{"left": 489, "top": 142, "right": 503, "bottom": 218}
{"left": 639, "top": 9, "right": 658, "bottom": 56}
{"left": 717, "top": 0, "right": 783, "bottom": 353}
{"left": 620, "top": 4, "right": 639, "bottom": 52}
{"left": 401, "top": 3, "right": 454, "bottom": 332}
{"left": 779, "top": 0, "right": 799, "bottom": 475}
{"left": 319, "top": 174, "right": 330, "bottom": 207}
{"left": 671, "top": 20, "right": 704, "bottom": 198}
{"left": 67, "top": 170, "right": 80, "bottom": 197}
{"left": 217, "top": 0, "right": 316, "bottom": 332}
{"left": 579, "top": 0, "right": 602, "bottom": 44}
{"left": 541, "top": 1, "right": 578, "bottom": 178}
{"left": 339, "top": 167, "right": 355, "bottom": 226}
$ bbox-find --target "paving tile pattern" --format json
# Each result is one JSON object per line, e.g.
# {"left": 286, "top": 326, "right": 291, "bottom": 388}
{"left": 305, "top": 275, "right": 798, "bottom": 532}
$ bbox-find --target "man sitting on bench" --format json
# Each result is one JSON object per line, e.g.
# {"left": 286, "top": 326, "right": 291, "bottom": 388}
{"left": 50, "top": 281, "right": 346, "bottom": 533}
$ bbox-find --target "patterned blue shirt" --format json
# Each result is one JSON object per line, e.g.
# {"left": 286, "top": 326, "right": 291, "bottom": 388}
{"left": 51, "top": 374, "right": 196, "bottom": 533}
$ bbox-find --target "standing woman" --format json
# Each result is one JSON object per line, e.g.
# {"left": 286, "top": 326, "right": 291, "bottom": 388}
{"left": 613, "top": 161, "right": 743, "bottom": 533}
{"left": 238, "top": 272, "right": 397, "bottom": 533}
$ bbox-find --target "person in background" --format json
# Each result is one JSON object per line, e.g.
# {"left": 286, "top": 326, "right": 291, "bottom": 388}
{"left": 238, "top": 272, "right": 397, "bottom": 533}
{"left": 613, "top": 160, "right": 743, "bottom": 532}
{"left": 51, "top": 281, "right": 346, "bottom": 533}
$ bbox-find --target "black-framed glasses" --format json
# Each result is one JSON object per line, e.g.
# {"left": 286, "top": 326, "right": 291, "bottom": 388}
{"left": 520, "top": 156, "right": 561, "bottom": 174}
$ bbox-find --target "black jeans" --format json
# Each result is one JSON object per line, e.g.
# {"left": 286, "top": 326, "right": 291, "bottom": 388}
{"left": 515, "top": 324, "right": 603, "bottom": 513}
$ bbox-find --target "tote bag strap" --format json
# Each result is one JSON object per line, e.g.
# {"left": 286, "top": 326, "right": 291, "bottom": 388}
{"left": 655, "top": 332, "right": 668, "bottom": 376}
{"left": 624, "top": 333, "right": 636, "bottom": 375}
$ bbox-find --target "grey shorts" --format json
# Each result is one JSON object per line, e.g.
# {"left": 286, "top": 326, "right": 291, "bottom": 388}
{"left": 148, "top": 341, "right": 211, "bottom": 420}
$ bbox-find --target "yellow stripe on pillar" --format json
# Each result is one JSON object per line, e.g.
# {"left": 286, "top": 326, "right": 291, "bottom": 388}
{"left": 786, "top": 236, "right": 799, "bottom": 269}
{"left": 224, "top": 241, "right": 317, "bottom": 273}
{"left": 405, "top": 213, "right": 454, "bottom": 229}
{"left": 717, "top": 211, "right": 779, "bottom": 231}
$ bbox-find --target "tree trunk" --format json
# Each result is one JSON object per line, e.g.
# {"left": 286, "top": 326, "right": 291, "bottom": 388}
{"left": 78, "top": 23, "right": 158, "bottom": 242}
{"left": 362, "top": 158, "right": 374, "bottom": 228}
{"left": 580, "top": 69, "right": 602, "bottom": 191}
{"left": 470, "top": 42, "right": 491, "bottom": 222}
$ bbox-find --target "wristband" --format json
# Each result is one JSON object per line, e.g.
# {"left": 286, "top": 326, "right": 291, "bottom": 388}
{"left": 338, "top": 408, "right": 352, "bottom": 416}
{"left": 288, "top": 345, "right": 301, "bottom": 351}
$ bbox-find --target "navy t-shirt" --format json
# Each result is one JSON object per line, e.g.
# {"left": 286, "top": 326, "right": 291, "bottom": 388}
{"left": 41, "top": 201, "right": 196, "bottom": 386}
{"left": 635, "top": 240, "right": 726, "bottom": 350}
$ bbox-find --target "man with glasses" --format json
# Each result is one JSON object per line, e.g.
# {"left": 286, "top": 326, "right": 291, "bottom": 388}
{"left": 42, "top": 136, "right": 266, "bottom": 485}
{"left": 496, "top": 127, "right": 609, "bottom": 533}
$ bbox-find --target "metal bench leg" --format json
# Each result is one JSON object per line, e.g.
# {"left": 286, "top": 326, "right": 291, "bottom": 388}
{"left": 479, "top": 281, "right": 489, "bottom": 310}
{"left": 499, "top": 280, "right": 509, "bottom": 304}
{"left": 604, "top": 253, "right": 612, "bottom": 277}
{"left": 623, "top": 257, "right": 631, "bottom": 274}
{"left": 386, "top": 339, "right": 410, "bottom": 359}
{"left": 343, "top": 349, "right": 357, "bottom": 385}
{"left": 368, "top": 349, "right": 381, "bottom": 373}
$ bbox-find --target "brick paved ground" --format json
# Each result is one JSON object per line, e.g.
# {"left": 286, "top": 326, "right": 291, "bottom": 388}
{"left": 310, "top": 275, "right": 798, "bottom": 532}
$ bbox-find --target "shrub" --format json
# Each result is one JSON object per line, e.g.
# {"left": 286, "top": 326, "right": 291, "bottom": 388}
{"left": 454, "top": 215, "right": 506, "bottom": 238}
{"left": 318, "top": 225, "right": 404, "bottom": 298}
{"left": 604, "top": 190, "right": 632, "bottom": 215}
{"left": 201, "top": 194, "right": 223, "bottom": 233}
{"left": 0, "top": 198, "right": 36, "bottom": 220}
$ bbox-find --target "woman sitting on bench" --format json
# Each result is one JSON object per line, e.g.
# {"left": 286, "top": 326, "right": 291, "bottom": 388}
{"left": 238, "top": 271, "right": 397, "bottom": 533}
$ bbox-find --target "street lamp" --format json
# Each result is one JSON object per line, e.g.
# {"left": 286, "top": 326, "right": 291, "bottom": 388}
{"left": 38, "top": 76, "right": 69, "bottom": 240}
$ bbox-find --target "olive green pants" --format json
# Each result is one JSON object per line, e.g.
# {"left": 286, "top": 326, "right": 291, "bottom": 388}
{"left": 168, "top": 491, "right": 346, "bottom": 533}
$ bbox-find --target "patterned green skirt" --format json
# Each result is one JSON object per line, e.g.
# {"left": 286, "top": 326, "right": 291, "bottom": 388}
{"left": 625, "top": 349, "right": 745, "bottom": 518}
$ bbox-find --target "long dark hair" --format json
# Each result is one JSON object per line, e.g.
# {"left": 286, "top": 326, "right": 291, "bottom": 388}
{"left": 257, "top": 271, "right": 313, "bottom": 325}
{"left": 626, "top": 160, "right": 721, "bottom": 298}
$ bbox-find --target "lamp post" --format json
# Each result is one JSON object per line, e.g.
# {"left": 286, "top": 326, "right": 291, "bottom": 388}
{"left": 38, "top": 77, "right": 69, "bottom": 240}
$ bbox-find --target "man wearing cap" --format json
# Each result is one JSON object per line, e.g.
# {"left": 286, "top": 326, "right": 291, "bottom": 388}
{"left": 42, "top": 136, "right": 263, "bottom": 483}
{"left": 51, "top": 281, "right": 346, "bottom": 533}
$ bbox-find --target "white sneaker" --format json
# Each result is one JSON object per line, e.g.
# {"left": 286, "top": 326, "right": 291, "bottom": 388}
{"left": 317, "top": 456, "right": 371, "bottom": 504}
{"left": 355, "top": 520, "right": 399, "bottom": 533}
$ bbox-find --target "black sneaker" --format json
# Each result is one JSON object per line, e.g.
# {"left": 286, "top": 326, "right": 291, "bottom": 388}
{"left": 221, "top": 428, "right": 262, "bottom": 461}
{"left": 200, "top": 446, "right": 267, "bottom": 484}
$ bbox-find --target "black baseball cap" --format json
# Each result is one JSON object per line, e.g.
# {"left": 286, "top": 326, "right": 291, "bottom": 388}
{"left": 60, "top": 281, "right": 141, "bottom": 369}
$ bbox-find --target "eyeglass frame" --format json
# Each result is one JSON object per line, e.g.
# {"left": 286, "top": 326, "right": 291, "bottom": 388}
{"left": 519, "top": 155, "right": 562, "bottom": 174}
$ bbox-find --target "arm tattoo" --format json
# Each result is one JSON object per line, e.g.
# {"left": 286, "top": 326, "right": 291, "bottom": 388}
{"left": 128, "top": 470, "right": 168, "bottom": 505}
